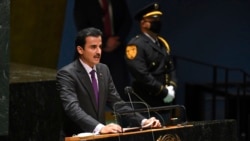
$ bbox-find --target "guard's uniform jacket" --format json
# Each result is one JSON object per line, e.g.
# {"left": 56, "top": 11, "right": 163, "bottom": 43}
{"left": 125, "top": 33, "right": 177, "bottom": 107}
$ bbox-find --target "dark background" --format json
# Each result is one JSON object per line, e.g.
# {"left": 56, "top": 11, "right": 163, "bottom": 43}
{"left": 1, "top": 0, "right": 250, "bottom": 140}
{"left": 58, "top": 0, "right": 250, "bottom": 105}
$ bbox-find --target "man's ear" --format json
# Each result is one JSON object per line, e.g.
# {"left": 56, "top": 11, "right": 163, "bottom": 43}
{"left": 77, "top": 46, "right": 83, "bottom": 54}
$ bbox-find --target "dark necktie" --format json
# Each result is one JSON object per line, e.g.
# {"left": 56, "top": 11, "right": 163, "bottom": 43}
{"left": 90, "top": 70, "right": 99, "bottom": 105}
{"left": 156, "top": 40, "right": 166, "bottom": 55}
{"left": 155, "top": 40, "right": 161, "bottom": 47}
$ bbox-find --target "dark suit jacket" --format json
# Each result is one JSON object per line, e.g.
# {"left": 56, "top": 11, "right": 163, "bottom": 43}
{"left": 56, "top": 59, "right": 144, "bottom": 137}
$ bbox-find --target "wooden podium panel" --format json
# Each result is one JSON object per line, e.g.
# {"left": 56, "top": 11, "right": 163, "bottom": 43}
{"left": 65, "top": 125, "right": 193, "bottom": 141}
{"left": 65, "top": 120, "right": 237, "bottom": 141}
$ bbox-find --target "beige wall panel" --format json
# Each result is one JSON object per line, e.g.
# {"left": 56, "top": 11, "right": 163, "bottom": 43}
{"left": 10, "top": 0, "right": 67, "bottom": 68}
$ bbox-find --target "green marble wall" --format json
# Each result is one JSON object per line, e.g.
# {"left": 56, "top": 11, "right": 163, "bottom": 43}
{"left": 0, "top": 0, "right": 10, "bottom": 136}
{"left": 9, "top": 64, "right": 61, "bottom": 141}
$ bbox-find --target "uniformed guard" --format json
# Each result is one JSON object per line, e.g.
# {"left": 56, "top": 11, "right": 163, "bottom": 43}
{"left": 125, "top": 2, "right": 177, "bottom": 108}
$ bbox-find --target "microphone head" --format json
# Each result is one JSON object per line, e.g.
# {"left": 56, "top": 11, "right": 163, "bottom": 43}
{"left": 124, "top": 86, "right": 133, "bottom": 94}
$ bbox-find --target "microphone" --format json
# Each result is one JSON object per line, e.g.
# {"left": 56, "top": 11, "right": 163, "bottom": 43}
{"left": 124, "top": 86, "right": 166, "bottom": 127}
{"left": 124, "top": 86, "right": 135, "bottom": 110}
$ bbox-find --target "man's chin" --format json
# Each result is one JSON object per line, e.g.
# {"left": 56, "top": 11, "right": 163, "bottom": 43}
{"left": 94, "top": 59, "right": 100, "bottom": 64}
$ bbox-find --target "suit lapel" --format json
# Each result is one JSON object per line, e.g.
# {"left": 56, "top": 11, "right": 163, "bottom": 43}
{"left": 75, "top": 60, "right": 99, "bottom": 112}
{"left": 96, "top": 64, "right": 105, "bottom": 113}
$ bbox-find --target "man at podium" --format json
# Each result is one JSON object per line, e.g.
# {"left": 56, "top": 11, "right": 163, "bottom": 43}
{"left": 56, "top": 27, "right": 161, "bottom": 140}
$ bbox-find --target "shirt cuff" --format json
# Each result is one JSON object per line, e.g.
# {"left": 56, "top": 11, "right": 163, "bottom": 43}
{"left": 93, "top": 123, "right": 105, "bottom": 134}
{"left": 141, "top": 119, "right": 147, "bottom": 126}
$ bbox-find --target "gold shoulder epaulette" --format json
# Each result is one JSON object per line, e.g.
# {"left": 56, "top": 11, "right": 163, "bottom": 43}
{"left": 158, "top": 36, "right": 170, "bottom": 53}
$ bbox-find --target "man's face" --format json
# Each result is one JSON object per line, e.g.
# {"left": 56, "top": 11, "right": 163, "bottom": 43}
{"left": 77, "top": 36, "right": 102, "bottom": 68}
{"left": 142, "top": 16, "right": 162, "bottom": 34}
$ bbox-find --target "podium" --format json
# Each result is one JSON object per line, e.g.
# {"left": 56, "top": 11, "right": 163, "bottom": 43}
{"left": 65, "top": 104, "right": 237, "bottom": 141}
{"left": 65, "top": 125, "right": 193, "bottom": 141}
{"left": 65, "top": 119, "right": 237, "bottom": 141}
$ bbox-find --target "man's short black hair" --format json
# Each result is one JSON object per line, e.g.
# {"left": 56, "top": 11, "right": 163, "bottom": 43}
{"left": 75, "top": 27, "right": 103, "bottom": 48}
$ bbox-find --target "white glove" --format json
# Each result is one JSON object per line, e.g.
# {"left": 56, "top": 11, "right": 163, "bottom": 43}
{"left": 163, "top": 85, "right": 175, "bottom": 103}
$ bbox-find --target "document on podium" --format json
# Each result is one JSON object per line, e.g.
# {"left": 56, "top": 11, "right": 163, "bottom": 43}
{"left": 122, "top": 120, "right": 157, "bottom": 132}
{"left": 75, "top": 132, "right": 95, "bottom": 137}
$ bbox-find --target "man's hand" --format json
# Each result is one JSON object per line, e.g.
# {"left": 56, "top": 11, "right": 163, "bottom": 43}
{"left": 142, "top": 117, "right": 162, "bottom": 128}
{"left": 103, "top": 36, "right": 120, "bottom": 52}
{"left": 100, "top": 123, "right": 122, "bottom": 134}
{"left": 163, "top": 85, "right": 175, "bottom": 103}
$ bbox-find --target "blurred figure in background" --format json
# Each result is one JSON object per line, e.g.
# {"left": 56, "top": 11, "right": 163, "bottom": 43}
{"left": 74, "top": 0, "right": 132, "bottom": 100}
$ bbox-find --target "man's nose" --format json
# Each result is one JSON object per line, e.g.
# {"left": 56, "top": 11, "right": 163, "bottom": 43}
{"left": 97, "top": 47, "right": 102, "bottom": 53}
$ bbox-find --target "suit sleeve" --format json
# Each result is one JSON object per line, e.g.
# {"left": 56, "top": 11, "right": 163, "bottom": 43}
{"left": 101, "top": 64, "right": 145, "bottom": 126}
